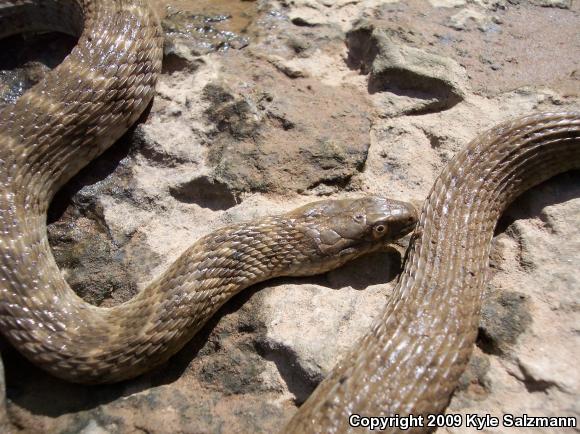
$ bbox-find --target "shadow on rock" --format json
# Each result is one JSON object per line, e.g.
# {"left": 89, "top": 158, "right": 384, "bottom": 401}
{"left": 2, "top": 284, "right": 252, "bottom": 418}
{"left": 496, "top": 170, "right": 580, "bottom": 234}
{"left": 326, "top": 247, "right": 404, "bottom": 290}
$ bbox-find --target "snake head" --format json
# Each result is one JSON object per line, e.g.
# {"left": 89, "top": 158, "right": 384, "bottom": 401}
{"left": 289, "top": 196, "right": 417, "bottom": 275}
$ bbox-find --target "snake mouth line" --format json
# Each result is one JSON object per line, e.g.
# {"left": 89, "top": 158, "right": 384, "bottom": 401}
{"left": 400, "top": 221, "right": 417, "bottom": 236}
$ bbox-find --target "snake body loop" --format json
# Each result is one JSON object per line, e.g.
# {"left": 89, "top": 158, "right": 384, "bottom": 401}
{"left": 0, "top": 0, "right": 420, "bottom": 405}
{"left": 0, "top": 0, "right": 417, "bottom": 387}
{"left": 285, "top": 112, "right": 580, "bottom": 433}
{"left": 0, "top": 0, "right": 164, "bottom": 382}
{"left": 0, "top": 1, "right": 579, "bottom": 433}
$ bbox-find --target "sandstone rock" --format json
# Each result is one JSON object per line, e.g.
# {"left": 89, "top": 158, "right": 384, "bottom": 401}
{"left": 448, "top": 8, "right": 492, "bottom": 31}
{"left": 162, "top": 36, "right": 204, "bottom": 74}
{"left": 531, "top": 0, "right": 571, "bottom": 8}
{"left": 203, "top": 77, "right": 372, "bottom": 195}
{"left": 169, "top": 174, "right": 241, "bottom": 210}
{"left": 429, "top": 0, "right": 468, "bottom": 6}
{"left": 347, "top": 20, "right": 468, "bottom": 115}
{"left": 479, "top": 291, "right": 532, "bottom": 355}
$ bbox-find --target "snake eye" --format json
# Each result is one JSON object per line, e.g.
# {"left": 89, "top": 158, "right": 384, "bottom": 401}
{"left": 353, "top": 214, "right": 364, "bottom": 223}
{"left": 373, "top": 224, "right": 386, "bottom": 234}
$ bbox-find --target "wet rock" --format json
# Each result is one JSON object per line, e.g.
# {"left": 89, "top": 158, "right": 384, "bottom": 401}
{"left": 0, "top": 32, "right": 75, "bottom": 106}
{"left": 347, "top": 20, "right": 467, "bottom": 115}
{"left": 43, "top": 134, "right": 164, "bottom": 307}
{"left": 48, "top": 214, "right": 140, "bottom": 306}
{"left": 162, "top": 8, "right": 249, "bottom": 55}
{"left": 0, "top": 68, "right": 38, "bottom": 106}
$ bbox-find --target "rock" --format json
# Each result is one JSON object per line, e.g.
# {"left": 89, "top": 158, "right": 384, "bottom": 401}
{"left": 162, "top": 8, "right": 249, "bottom": 55}
{"left": 169, "top": 174, "right": 241, "bottom": 210}
{"left": 0, "top": 32, "right": 75, "bottom": 106}
{"left": 45, "top": 135, "right": 161, "bottom": 307}
{"left": 346, "top": 20, "right": 467, "bottom": 115}
{"left": 286, "top": 35, "right": 312, "bottom": 56}
{"left": 531, "top": 0, "right": 571, "bottom": 8}
{"left": 455, "top": 349, "right": 492, "bottom": 401}
{"left": 429, "top": 0, "right": 467, "bottom": 6}
{"left": 163, "top": 36, "right": 204, "bottom": 74}
{"left": 285, "top": 0, "right": 333, "bottom": 27}
{"left": 256, "top": 281, "right": 396, "bottom": 403}
{"left": 78, "top": 420, "right": 110, "bottom": 434}
{"left": 448, "top": 8, "right": 492, "bottom": 31}
{"left": 479, "top": 291, "right": 532, "bottom": 355}
{"left": 203, "top": 83, "right": 262, "bottom": 140}
{"left": 267, "top": 55, "right": 309, "bottom": 78}
{"left": 254, "top": 246, "right": 408, "bottom": 405}
{"left": 288, "top": 11, "right": 325, "bottom": 27}
{"left": 132, "top": 123, "right": 202, "bottom": 167}
{"left": 48, "top": 213, "right": 141, "bottom": 306}
{"left": 203, "top": 76, "right": 372, "bottom": 195}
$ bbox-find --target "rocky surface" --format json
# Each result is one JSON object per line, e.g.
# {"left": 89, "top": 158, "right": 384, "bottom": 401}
{"left": 0, "top": 0, "right": 579, "bottom": 433}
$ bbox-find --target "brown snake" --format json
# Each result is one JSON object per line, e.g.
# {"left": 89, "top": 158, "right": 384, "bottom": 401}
{"left": 0, "top": 0, "right": 579, "bottom": 432}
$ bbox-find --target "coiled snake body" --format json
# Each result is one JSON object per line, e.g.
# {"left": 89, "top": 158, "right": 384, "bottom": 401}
{"left": 0, "top": 0, "right": 579, "bottom": 432}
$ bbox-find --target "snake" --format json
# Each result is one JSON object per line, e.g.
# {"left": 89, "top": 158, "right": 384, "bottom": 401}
{"left": 0, "top": 0, "right": 579, "bottom": 432}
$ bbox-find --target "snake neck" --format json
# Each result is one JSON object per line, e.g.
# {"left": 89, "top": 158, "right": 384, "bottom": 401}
{"left": 283, "top": 112, "right": 580, "bottom": 433}
{"left": 0, "top": 204, "right": 321, "bottom": 383}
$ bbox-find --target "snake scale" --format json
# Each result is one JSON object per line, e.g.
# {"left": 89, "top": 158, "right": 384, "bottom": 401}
{"left": 0, "top": 0, "right": 579, "bottom": 432}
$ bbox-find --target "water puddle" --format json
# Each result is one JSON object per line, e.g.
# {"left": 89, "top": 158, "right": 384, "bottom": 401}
{"left": 153, "top": 0, "right": 257, "bottom": 35}
{"left": 157, "top": 0, "right": 258, "bottom": 54}
{"left": 0, "top": 1, "right": 259, "bottom": 104}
